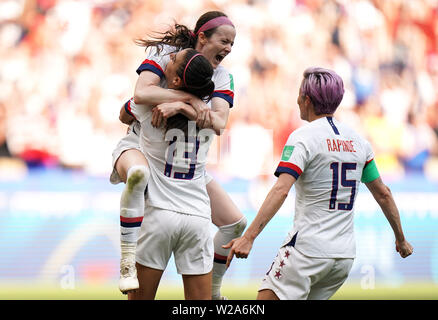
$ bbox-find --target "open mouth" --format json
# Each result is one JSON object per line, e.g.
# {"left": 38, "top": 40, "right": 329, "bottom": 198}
{"left": 215, "top": 53, "right": 226, "bottom": 64}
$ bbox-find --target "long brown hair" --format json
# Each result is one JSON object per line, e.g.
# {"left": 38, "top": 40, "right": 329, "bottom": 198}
{"left": 135, "top": 11, "right": 229, "bottom": 54}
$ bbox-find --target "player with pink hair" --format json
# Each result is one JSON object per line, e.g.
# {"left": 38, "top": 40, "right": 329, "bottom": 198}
{"left": 225, "top": 67, "right": 413, "bottom": 300}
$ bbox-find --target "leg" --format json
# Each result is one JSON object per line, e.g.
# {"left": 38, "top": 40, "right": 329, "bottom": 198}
{"left": 208, "top": 179, "right": 244, "bottom": 227}
{"left": 128, "top": 263, "right": 164, "bottom": 300}
{"left": 115, "top": 148, "right": 149, "bottom": 184}
{"left": 173, "top": 213, "right": 214, "bottom": 300}
{"left": 257, "top": 289, "right": 279, "bottom": 300}
{"left": 207, "top": 179, "right": 247, "bottom": 299}
{"left": 182, "top": 272, "right": 212, "bottom": 300}
{"left": 115, "top": 149, "right": 150, "bottom": 293}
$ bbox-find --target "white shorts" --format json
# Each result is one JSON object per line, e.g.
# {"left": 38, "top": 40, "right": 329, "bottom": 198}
{"left": 110, "top": 123, "right": 141, "bottom": 184}
{"left": 259, "top": 245, "right": 353, "bottom": 300}
{"left": 136, "top": 206, "right": 214, "bottom": 275}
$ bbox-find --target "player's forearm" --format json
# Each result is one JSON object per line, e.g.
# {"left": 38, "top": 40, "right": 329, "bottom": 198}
{"left": 381, "top": 203, "right": 406, "bottom": 243}
{"left": 134, "top": 85, "right": 192, "bottom": 106}
{"left": 209, "top": 110, "right": 228, "bottom": 135}
{"left": 206, "top": 100, "right": 230, "bottom": 135}
{"left": 119, "top": 106, "right": 134, "bottom": 124}
{"left": 178, "top": 102, "right": 197, "bottom": 121}
{"left": 244, "top": 184, "right": 289, "bottom": 242}
{"left": 376, "top": 187, "right": 406, "bottom": 242}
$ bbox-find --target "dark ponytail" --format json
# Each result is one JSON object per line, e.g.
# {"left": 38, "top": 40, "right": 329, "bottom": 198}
{"left": 177, "top": 49, "right": 215, "bottom": 102}
{"left": 166, "top": 49, "right": 215, "bottom": 134}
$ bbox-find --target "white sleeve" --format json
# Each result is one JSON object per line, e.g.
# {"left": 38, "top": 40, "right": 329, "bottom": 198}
{"left": 135, "top": 45, "right": 174, "bottom": 78}
{"left": 124, "top": 98, "right": 151, "bottom": 122}
{"left": 212, "top": 67, "right": 234, "bottom": 107}
{"left": 274, "top": 130, "right": 308, "bottom": 179}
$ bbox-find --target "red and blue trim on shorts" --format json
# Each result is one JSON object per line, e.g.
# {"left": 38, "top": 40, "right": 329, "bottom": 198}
{"left": 274, "top": 162, "right": 302, "bottom": 180}
{"left": 136, "top": 59, "right": 165, "bottom": 79}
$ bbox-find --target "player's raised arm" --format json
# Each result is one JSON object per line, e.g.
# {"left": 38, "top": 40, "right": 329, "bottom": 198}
{"left": 364, "top": 177, "right": 413, "bottom": 258}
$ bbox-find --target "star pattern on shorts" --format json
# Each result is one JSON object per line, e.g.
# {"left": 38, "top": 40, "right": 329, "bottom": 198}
{"left": 284, "top": 250, "right": 290, "bottom": 259}
{"left": 274, "top": 270, "right": 282, "bottom": 280}
{"left": 279, "top": 260, "right": 285, "bottom": 268}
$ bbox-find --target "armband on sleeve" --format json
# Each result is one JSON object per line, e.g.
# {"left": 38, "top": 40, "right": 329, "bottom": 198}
{"left": 361, "top": 159, "right": 380, "bottom": 183}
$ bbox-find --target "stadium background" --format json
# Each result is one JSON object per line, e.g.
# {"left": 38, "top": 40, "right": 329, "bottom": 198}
{"left": 0, "top": 0, "right": 437, "bottom": 299}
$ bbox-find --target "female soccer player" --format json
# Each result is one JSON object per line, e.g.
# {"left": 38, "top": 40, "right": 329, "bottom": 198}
{"left": 120, "top": 48, "right": 218, "bottom": 300}
{"left": 111, "top": 11, "right": 246, "bottom": 299}
{"left": 225, "top": 67, "right": 413, "bottom": 300}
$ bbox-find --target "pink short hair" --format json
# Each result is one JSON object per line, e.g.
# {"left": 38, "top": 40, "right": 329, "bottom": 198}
{"left": 301, "top": 67, "right": 345, "bottom": 115}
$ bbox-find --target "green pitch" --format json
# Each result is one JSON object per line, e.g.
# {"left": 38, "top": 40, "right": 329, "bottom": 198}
{"left": 0, "top": 281, "right": 437, "bottom": 300}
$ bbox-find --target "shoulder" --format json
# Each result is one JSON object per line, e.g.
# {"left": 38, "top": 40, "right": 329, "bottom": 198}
{"left": 284, "top": 123, "right": 312, "bottom": 147}
{"left": 291, "top": 121, "right": 314, "bottom": 138}
{"left": 214, "top": 65, "right": 229, "bottom": 75}
{"left": 212, "top": 66, "right": 234, "bottom": 93}
{"left": 336, "top": 120, "right": 369, "bottom": 144}
{"left": 146, "top": 44, "right": 178, "bottom": 58}
{"left": 213, "top": 65, "right": 232, "bottom": 81}
{"left": 160, "top": 44, "right": 179, "bottom": 55}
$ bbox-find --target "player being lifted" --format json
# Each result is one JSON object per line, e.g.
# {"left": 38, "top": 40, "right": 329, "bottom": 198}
{"left": 111, "top": 11, "right": 246, "bottom": 299}
{"left": 120, "top": 48, "right": 217, "bottom": 299}
{"left": 225, "top": 67, "right": 413, "bottom": 300}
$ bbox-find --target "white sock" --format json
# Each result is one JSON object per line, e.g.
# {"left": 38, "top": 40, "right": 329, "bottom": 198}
{"left": 120, "top": 241, "right": 136, "bottom": 261}
{"left": 212, "top": 216, "right": 247, "bottom": 299}
{"left": 120, "top": 165, "right": 149, "bottom": 245}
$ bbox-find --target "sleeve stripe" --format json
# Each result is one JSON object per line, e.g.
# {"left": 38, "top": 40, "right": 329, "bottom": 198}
{"left": 136, "top": 59, "right": 165, "bottom": 78}
{"left": 274, "top": 167, "right": 300, "bottom": 179}
{"left": 214, "top": 90, "right": 234, "bottom": 98}
{"left": 124, "top": 100, "right": 137, "bottom": 121}
{"left": 278, "top": 162, "right": 303, "bottom": 175}
{"left": 212, "top": 90, "right": 234, "bottom": 107}
{"left": 364, "top": 158, "right": 374, "bottom": 168}
{"left": 274, "top": 162, "right": 303, "bottom": 179}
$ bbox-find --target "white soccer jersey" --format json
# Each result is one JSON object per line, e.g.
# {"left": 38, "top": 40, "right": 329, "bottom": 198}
{"left": 127, "top": 99, "right": 215, "bottom": 219}
{"left": 275, "top": 116, "right": 375, "bottom": 258}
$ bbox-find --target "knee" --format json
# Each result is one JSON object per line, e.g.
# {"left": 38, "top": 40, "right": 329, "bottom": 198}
{"left": 220, "top": 216, "right": 247, "bottom": 237}
{"left": 127, "top": 165, "right": 150, "bottom": 189}
{"left": 234, "top": 216, "right": 247, "bottom": 237}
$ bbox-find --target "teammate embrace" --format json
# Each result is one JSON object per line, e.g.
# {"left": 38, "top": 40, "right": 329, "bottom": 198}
{"left": 111, "top": 11, "right": 246, "bottom": 300}
{"left": 112, "top": 12, "right": 413, "bottom": 301}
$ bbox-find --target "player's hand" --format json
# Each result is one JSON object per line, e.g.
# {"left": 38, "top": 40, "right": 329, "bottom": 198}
{"left": 151, "top": 103, "right": 180, "bottom": 128}
{"left": 223, "top": 236, "right": 253, "bottom": 268}
{"left": 396, "top": 239, "right": 413, "bottom": 258}
{"left": 188, "top": 97, "right": 209, "bottom": 124}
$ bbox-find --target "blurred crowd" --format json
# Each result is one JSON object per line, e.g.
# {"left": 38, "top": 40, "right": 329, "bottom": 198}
{"left": 1, "top": 0, "right": 437, "bottom": 179}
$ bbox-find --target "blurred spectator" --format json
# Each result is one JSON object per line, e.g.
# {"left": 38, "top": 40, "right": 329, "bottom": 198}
{"left": 0, "top": 0, "right": 437, "bottom": 179}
